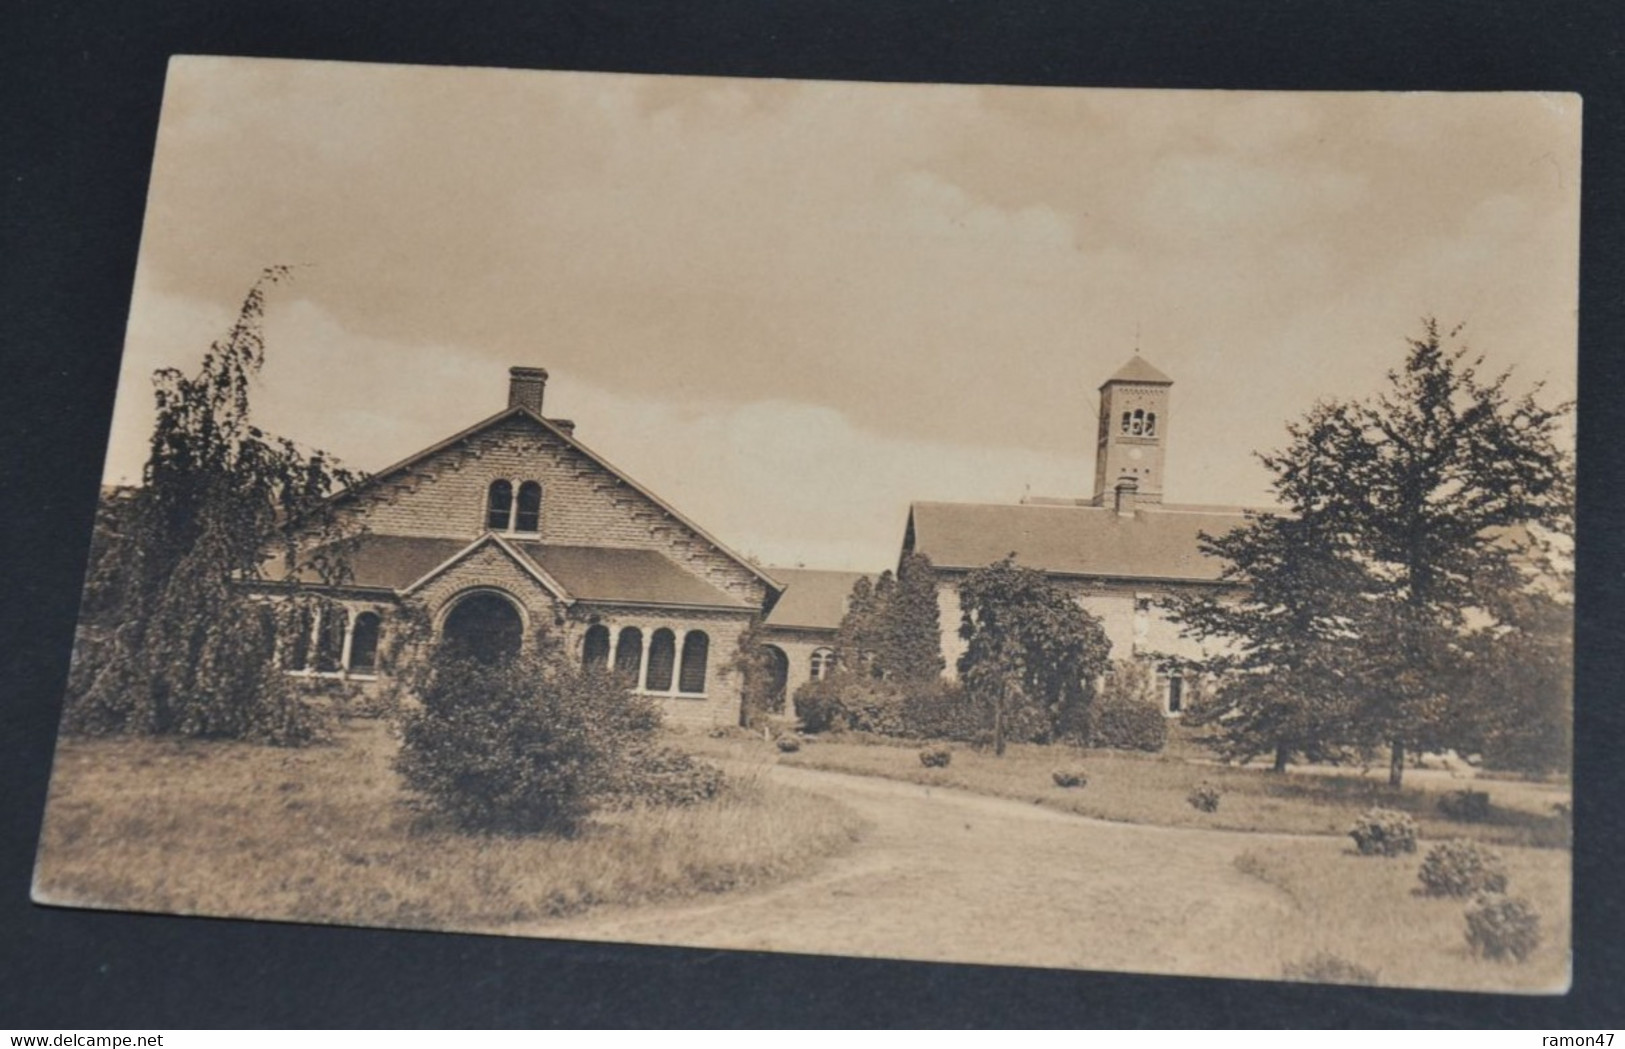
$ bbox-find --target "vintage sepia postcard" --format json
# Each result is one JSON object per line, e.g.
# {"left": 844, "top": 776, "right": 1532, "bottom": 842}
{"left": 33, "top": 57, "right": 1577, "bottom": 993}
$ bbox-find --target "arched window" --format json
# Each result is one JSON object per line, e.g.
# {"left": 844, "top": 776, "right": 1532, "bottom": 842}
{"left": 486, "top": 480, "right": 513, "bottom": 531}
{"left": 515, "top": 481, "right": 542, "bottom": 533}
{"left": 1166, "top": 674, "right": 1184, "bottom": 715}
{"left": 1145, "top": 412, "right": 1157, "bottom": 437}
{"left": 1130, "top": 409, "right": 1145, "bottom": 436}
{"left": 646, "top": 628, "right": 677, "bottom": 692}
{"left": 350, "top": 612, "right": 382, "bottom": 674}
{"left": 614, "top": 627, "right": 643, "bottom": 678}
{"left": 315, "top": 605, "right": 348, "bottom": 673}
{"left": 583, "top": 624, "right": 611, "bottom": 670}
{"left": 678, "top": 631, "right": 709, "bottom": 694}
{"left": 810, "top": 647, "right": 835, "bottom": 682}
{"left": 1120, "top": 410, "right": 1132, "bottom": 434}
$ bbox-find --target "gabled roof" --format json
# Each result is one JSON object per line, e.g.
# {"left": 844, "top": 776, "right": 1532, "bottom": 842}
{"left": 906, "top": 501, "right": 1249, "bottom": 583}
{"left": 761, "top": 568, "right": 873, "bottom": 631}
{"left": 278, "top": 533, "right": 749, "bottom": 610}
{"left": 332, "top": 404, "right": 782, "bottom": 599}
{"left": 1102, "top": 355, "right": 1173, "bottom": 387}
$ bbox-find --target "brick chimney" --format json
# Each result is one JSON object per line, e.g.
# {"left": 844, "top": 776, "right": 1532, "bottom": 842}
{"left": 508, "top": 366, "right": 548, "bottom": 414}
{"left": 1114, "top": 475, "right": 1139, "bottom": 517}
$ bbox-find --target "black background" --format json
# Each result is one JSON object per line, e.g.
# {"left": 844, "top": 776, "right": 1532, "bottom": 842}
{"left": 3, "top": 0, "right": 1622, "bottom": 1029}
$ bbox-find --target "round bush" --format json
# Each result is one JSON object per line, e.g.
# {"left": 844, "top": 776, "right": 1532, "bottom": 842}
{"left": 397, "top": 654, "right": 666, "bottom": 835}
{"left": 776, "top": 734, "right": 802, "bottom": 753}
{"left": 1466, "top": 894, "right": 1542, "bottom": 962}
{"left": 919, "top": 746, "right": 952, "bottom": 768}
{"left": 1348, "top": 807, "right": 1419, "bottom": 856}
{"left": 1052, "top": 768, "right": 1088, "bottom": 789}
{"left": 1187, "top": 782, "right": 1221, "bottom": 813}
{"left": 1417, "top": 840, "right": 1509, "bottom": 897}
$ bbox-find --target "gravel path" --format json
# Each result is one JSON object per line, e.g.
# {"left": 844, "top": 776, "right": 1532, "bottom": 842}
{"left": 537, "top": 764, "right": 1303, "bottom": 977}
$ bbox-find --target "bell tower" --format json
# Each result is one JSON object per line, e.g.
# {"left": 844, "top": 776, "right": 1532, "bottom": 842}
{"left": 1092, "top": 354, "right": 1173, "bottom": 506}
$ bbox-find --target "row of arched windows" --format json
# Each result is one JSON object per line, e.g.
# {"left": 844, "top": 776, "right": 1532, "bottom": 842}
{"left": 1119, "top": 408, "right": 1157, "bottom": 437}
{"left": 487, "top": 480, "right": 543, "bottom": 533}
{"left": 287, "top": 605, "right": 383, "bottom": 676}
{"left": 582, "top": 624, "right": 710, "bottom": 694}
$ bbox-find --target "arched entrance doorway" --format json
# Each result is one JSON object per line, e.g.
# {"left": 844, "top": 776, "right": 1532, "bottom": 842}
{"left": 440, "top": 591, "right": 524, "bottom": 664}
{"left": 763, "top": 644, "right": 790, "bottom": 713}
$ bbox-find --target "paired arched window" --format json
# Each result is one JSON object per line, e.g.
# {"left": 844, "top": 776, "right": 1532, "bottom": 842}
{"left": 515, "top": 481, "right": 542, "bottom": 532}
{"left": 486, "top": 480, "right": 513, "bottom": 530}
{"left": 1120, "top": 410, "right": 1132, "bottom": 434}
{"left": 678, "top": 631, "right": 709, "bottom": 694}
{"left": 583, "top": 624, "right": 611, "bottom": 670}
{"left": 486, "top": 479, "right": 543, "bottom": 534}
{"left": 1144, "top": 412, "right": 1157, "bottom": 437}
{"left": 810, "top": 647, "right": 835, "bottom": 682}
{"left": 646, "top": 629, "right": 677, "bottom": 692}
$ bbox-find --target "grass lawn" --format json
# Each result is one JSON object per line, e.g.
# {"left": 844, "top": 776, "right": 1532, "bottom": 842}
{"left": 683, "top": 730, "right": 1571, "bottom": 849}
{"left": 34, "top": 720, "right": 865, "bottom": 934}
{"left": 1231, "top": 837, "right": 1570, "bottom": 991}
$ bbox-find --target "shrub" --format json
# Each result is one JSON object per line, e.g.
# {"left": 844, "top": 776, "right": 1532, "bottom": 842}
{"left": 776, "top": 735, "right": 802, "bottom": 753}
{"left": 919, "top": 747, "right": 952, "bottom": 768}
{"left": 1465, "top": 895, "right": 1542, "bottom": 962}
{"left": 1437, "top": 789, "right": 1491, "bottom": 822}
{"left": 1348, "top": 807, "right": 1419, "bottom": 856}
{"left": 900, "top": 681, "right": 988, "bottom": 742}
{"left": 1187, "top": 782, "right": 1221, "bottom": 813}
{"left": 619, "top": 747, "right": 727, "bottom": 807}
{"left": 793, "top": 678, "right": 848, "bottom": 734}
{"left": 1086, "top": 662, "right": 1168, "bottom": 752}
{"left": 1280, "top": 952, "right": 1380, "bottom": 986}
{"left": 396, "top": 654, "right": 666, "bottom": 836}
{"left": 1052, "top": 767, "right": 1087, "bottom": 789}
{"left": 844, "top": 681, "right": 907, "bottom": 736}
{"left": 1417, "top": 840, "right": 1509, "bottom": 897}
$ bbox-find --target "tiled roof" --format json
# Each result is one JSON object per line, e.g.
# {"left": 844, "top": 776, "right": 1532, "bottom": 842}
{"left": 280, "top": 533, "right": 748, "bottom": 609}
{"left": 514, "top": 542, "right": 750, "bottom": 609}
{"left": 762, "top": 568, "right": 872, "bottom": 631}
{"left": 1103, "top": 355, "right": 1174, "bottom": 386}
{"left": 907, "top": 501, "right": 1250, "bottom": 583}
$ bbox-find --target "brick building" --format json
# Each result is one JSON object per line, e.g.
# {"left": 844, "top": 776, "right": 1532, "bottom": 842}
{"left": 900, "top": 355, "right": 1249, "bottom": 714}
{"left": 275, "top": 366, "right": 781, "bottom": 729}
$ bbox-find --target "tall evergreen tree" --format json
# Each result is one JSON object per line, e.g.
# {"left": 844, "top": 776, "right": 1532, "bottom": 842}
{"left": 1173, "top": 321, "right": 1572, "bottom": 785}
{"left": 882, "top": 551, "right": 946, "bottom": 682}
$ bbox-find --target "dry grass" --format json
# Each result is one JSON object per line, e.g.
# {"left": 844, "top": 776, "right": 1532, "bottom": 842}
{"left": 685, "top": 731, "right": 1571, "bottom": 848}
{"left": 33, "top": 721, "right": 865, "bottom": 934}
{"left": 1230, "top": 838, "right": 1571, "bottom": 992}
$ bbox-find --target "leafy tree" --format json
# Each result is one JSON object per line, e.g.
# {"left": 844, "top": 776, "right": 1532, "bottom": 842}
{"left": 881, "top": 551, "right": 946, "bottom": 682}
{"left": 64, "top": 268, "right": 360, "bottom": 744}
{"left": 956, "top": 555, "right": 1112, "bottom": 755}
{"left": 1174, "top": 321, "right": 1572, "bottom": 785}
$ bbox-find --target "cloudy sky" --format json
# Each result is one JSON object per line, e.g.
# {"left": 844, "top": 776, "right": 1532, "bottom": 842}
{"left": 106, "top": 57, "right": 1580, "bottom": 570}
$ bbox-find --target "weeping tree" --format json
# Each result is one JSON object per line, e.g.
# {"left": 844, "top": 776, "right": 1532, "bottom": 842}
{"left": 957, "top": 556, "right": 1112, "bottom": 755}
{"left": 64, "top": 267, "right": 362, "bottom": 744}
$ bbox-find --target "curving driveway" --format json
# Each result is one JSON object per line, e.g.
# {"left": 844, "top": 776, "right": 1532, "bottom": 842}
{"left": 536, "top": 765, "right": 1305, "bottom": 978}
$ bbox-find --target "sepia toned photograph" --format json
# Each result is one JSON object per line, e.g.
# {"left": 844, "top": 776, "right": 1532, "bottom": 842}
{"left": 32, "top": 56, "right": 1577, "bottom": 994}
